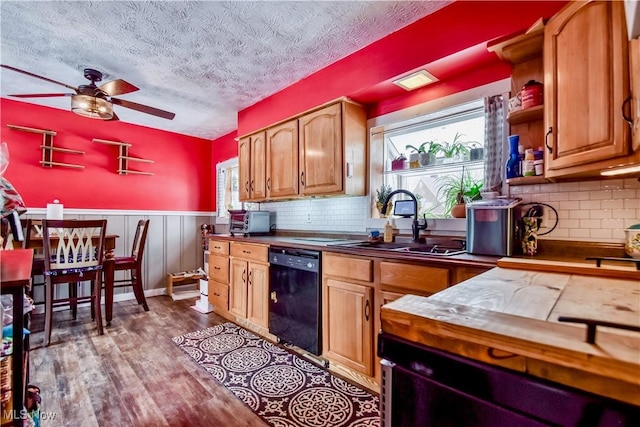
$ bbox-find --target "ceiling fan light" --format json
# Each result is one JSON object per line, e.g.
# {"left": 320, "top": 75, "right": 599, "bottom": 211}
{"left": 71, "top": 94, "right": 113, "bottom": 120}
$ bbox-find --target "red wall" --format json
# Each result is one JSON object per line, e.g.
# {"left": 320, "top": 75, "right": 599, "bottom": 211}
{"left": 237, "top": 1, "right": 568, "bottom": 136}
{"left": 1, "top": 98, "right": 216, "bottom": 212}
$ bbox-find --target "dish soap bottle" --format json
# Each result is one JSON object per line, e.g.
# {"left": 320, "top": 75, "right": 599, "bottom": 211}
{"left": 384, "top": 220, "right": 394, "bottom": 243}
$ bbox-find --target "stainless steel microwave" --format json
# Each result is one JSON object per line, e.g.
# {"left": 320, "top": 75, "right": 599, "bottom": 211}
{"left": 229, "top": 210, "right": 275, "bottom": 236}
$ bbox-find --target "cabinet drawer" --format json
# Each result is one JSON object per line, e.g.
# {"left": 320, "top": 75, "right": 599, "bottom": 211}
{"left": 209, "top": 239, "right": 230, "bottom": 255}
{"left": 209, "top": 282, "right": 229, "bottom": 312}
{"left": 380, "top": 261, "right": 449, "bottom": 295}
{"left": 230, "top": 242, "right": 268, "bottom": 262}
{"left": 323, "top": 252, "right": 373, "bottom": 282}
{"left": 208, "top": 255, "right": 229, "bottom": 284}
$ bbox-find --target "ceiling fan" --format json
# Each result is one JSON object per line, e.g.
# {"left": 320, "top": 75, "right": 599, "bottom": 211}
{"left": 1, "top": 65, "right": 175, "bottom": 121}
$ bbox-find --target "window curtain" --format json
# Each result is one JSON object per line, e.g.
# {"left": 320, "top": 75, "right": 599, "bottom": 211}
{"left": 483, "top": 93, "right": 509, "bottom": 192}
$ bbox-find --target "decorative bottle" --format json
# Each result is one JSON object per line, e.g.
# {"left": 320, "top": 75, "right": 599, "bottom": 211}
{"left": 506, "top": 134, "right": 521, "bottom": 179}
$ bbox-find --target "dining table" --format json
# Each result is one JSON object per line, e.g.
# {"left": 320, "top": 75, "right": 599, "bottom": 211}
{"left": 23, "top": 234, "right": 120, "bottom": 324}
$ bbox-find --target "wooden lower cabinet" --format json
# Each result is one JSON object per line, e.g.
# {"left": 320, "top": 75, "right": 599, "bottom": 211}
{"left": 229, "top": 242, "right": 269, "bottom": 328}
{"left": 322, "top": 277, "right": 374, "bottom": 376}
{"left": 322, "top": 253, "right": 374, "bottom": 376}
{"left": 246, "top": 262, "right": 269, "bottom": 328}
{"left": 229, "top": 258, "right": 249, "bottom": 318}
{"left": 208, "top": 239, "right": 230, "bottom": 313}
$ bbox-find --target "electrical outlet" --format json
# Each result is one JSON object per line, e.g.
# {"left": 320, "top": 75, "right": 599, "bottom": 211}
{"left": 306, "top": 212, "right": 312, "bottom": 223}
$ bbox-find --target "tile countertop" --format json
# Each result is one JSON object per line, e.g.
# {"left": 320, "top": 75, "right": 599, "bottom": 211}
{"left": 380, "top": 267, "right": 640, "bottom": 406}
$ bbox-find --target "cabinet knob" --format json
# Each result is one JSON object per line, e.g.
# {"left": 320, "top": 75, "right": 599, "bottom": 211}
{"left": 300, "top": 171, "right": 305, "bottom": 186}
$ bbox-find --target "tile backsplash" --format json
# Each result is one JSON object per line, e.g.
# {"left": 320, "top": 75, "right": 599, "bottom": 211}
{"left": 261, "top": 197, "right": 370, "bottom": 233}
{"left": 260, "top": 178, "right": 640, "bottom": 244}
{"left": 509, "top": 178, "right": 640, "bottom": 243}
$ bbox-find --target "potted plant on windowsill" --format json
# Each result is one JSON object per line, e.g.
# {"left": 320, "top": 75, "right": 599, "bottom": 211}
{"left": 391, "top": 153, "right": 407, "bottom": 170}
{"left": 405, "top": 141, "right": 439, "bottom": 167}
{"left": 375, "top": 183, "right": 393, "bottom": 217}
{"left": 439, "top": 132, "right": 470, "bottom": 163}
{"left": 436, "top": 167, "right": 483, "bottom": 218}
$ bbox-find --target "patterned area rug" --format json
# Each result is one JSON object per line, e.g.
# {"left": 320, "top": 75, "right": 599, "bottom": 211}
{"left": 172, "top": 322, "right": 380, "bottom": 427}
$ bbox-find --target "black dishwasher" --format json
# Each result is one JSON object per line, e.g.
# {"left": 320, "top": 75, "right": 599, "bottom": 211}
{"left": 268, "top": 246, "right": 321, "bottom": 356}
{"left": 378, "top": 332, "right": 640, "bottom": 427}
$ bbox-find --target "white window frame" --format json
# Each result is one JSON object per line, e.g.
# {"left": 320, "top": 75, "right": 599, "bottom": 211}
{"left": 367, "top": 79, "right": 510, "bottom": 230}
{"left": 215, "top": 157, "right": 239, "bottom": 224}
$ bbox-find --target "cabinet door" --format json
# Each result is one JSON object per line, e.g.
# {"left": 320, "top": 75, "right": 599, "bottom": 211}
{"left": 238, "top": 137, "right": 251, "bottom": 201}
{"left": 229, "top": 258, "right": 248, "bottom": 318}
{"left": 247, "top": 262, "right": 269, "bottom": 328}
{"left": 250, "top": 131, "right": 267, "bottom": 200}
{"left": 544, "top": 0, "right": 630, "bottom": 175}
{"left": 322, "top": 278, "right": 373, "bottom": 375}
{"left": 266, "top": 119, "right": 298, "bottom": 198}
{"left": 299, "top": 103, "right": 342, "bottom": 195}
{"left": 630, "top": 38, "right": 640, "bottom": 151}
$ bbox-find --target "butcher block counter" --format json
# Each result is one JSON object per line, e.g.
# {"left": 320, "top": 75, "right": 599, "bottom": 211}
{"left": 380, "top": 266, "right": 640, "bottom": 407}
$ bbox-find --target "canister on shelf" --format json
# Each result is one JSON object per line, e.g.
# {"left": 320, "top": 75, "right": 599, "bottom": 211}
{"left": 521, "top": 80, "right": 543, "bottom": 109}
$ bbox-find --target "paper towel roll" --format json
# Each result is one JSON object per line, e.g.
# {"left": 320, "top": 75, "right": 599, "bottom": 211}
{"left": 46, "top": 200, "right": 64, "bottom": 219}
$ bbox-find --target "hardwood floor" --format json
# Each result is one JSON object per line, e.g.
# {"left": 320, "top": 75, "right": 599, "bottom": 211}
{"left": 27, "top": 297, "right": 268, "bottom": 427}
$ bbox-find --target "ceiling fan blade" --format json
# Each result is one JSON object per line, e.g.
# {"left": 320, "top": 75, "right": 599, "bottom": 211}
{"left": 1, "top": 64, "right": 78, "bottom": 92}
{"left": 8, "top": 93, "right": 74, "bottom": 98}
{"left": 99, "top": 79, "right": 139, "bottom": 96}
{"left": 111, "top": 98, "right": 175, "bottom": 120}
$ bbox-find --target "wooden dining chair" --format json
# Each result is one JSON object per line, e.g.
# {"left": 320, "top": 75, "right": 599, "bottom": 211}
{"left": 24, "top": 219, "right": 46, "bottom": 307}
{"left": 105, "top": 219, "right": 150, "bottom": 322}
{"left": 41, "top": 219, "right": 106, "bottom": 346}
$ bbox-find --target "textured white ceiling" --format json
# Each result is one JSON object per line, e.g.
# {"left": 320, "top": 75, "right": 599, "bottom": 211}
{"left": 0, "top": 1, "right": 450, "bottom": 140}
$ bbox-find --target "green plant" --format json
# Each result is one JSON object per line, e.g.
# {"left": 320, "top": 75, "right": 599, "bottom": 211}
{"left": 436, "top": 167, "right": 483, "bottom": 216}
{"left": 405, "top": 141, "right": 439, "bottom": 154}
{"left": 439, "top": 132, "right": 470, "bottom": 158}
{"left": 375, "top": 183, "right": 393, "bottom": 205}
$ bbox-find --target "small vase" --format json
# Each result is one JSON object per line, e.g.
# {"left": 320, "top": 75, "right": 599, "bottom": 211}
{"left": 506, "top": 135, "right": 521, "bottom": 179}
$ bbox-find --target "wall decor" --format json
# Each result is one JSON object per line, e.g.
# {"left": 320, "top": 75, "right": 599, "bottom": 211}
{"left": 93, "top": 138, "right": 154, "bottom": 175}
{"left": 7, "top": 124, "right": 84, "bottom": 169}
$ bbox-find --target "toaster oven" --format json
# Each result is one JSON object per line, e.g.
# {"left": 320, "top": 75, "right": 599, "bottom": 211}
{"left": 229, "top": 210, "right": 275, "bottom": 236}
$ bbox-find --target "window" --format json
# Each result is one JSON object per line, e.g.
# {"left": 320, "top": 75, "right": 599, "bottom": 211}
{"left": 216, "top": 158, "right": 241, "bottom": 220}
{"left": 378, "top": 99, "right": 485, "bottom": 218}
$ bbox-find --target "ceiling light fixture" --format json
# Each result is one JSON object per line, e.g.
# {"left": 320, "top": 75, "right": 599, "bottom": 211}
{"left": 393, "top": 70, "right": 438, "bottom": 91}
{"left": 71, "top": 94, "right": 113, "bottom": 120}
{"left": 600, "top": 165, "right": 640, "bottom": 176}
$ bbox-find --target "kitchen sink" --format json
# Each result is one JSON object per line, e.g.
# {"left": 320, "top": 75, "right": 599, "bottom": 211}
{"left": 339, "top": 241, "right": 411, "bottom": 250}
{"left": 330, "top": 240, "right": 466, "bottom": 256}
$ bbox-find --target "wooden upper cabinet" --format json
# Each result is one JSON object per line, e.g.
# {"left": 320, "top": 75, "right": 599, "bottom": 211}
{"left": 239, "top": 99, "right": 366, "bottom": 202}
{"left": 544, "top": 0, "right": 631, "bottom": 177}
{"left": 299, "top": 103, "right": 343, "bottom": 195}
{"left": 238, "top": 132, "right": 267, "bottom": 201}
{"left": 250, "top": 132, "right": 267, "bottom": 200}
{"left": 266, "top": 119, "right": 299, "bottom": 198}
{"left": 238, "top": 137, "right": 251, "bottom": 201}
{"left": 630, "top": 38, "right": 640, "bottom": 152}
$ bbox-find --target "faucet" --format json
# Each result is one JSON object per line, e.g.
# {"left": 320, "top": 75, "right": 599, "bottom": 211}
{"left": 380, "top": 189, "right": 428, "bottom": 242}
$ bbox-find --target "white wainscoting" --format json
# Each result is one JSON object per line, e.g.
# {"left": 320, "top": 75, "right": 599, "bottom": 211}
{"left": 24, "top": 209, "right": 216, "bottom": 306}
